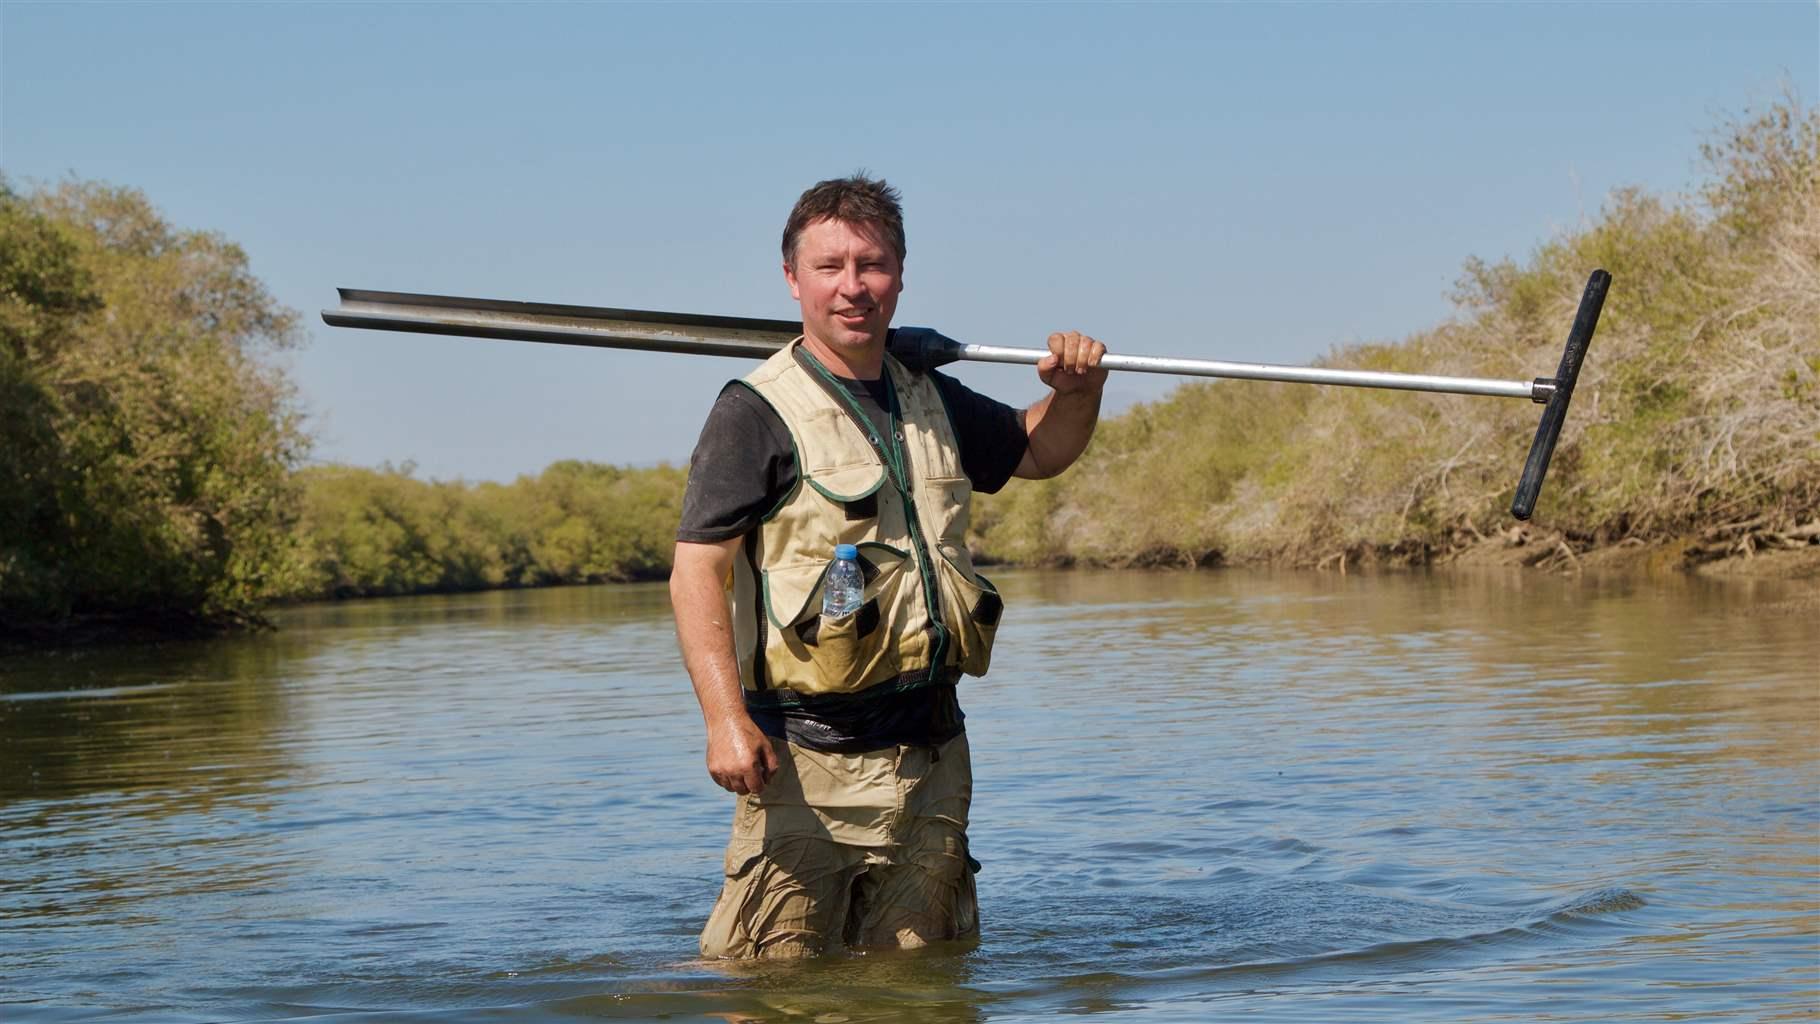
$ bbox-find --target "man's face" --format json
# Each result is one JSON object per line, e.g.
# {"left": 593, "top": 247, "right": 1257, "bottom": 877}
{"left": 784, "top": 217, "right": 904, "bottom": 364}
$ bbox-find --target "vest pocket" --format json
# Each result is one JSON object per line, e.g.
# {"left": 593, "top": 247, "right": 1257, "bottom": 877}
{"left": 933, "top": 545, "right": 1001, "bottom": 677}
{"left": 794, "top": 599, "right": 883, "bottom": 691}
{"left": 762, "top": 544, "right": 910, "bottom": 694}
{"left": 794, "top": 601, "right": 881, "bottom": 648}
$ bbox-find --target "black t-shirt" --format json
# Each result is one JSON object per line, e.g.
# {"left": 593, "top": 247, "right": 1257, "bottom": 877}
{"left": 677, "top": 363, "right": 1028, "bottom": 752}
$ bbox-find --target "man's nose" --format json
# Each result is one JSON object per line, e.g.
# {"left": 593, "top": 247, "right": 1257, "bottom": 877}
{"left": 837, "top": 264, "right": 865, "bottom": 295}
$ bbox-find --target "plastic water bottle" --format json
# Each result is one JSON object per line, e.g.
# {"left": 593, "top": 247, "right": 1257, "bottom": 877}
{"left": 822, "top": 544, "right": 864, "bottom": 618}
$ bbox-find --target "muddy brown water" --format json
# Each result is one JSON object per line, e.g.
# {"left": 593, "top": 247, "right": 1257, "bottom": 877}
{"left": 2, "top": 568, "right": 1815, "bottom": 1022}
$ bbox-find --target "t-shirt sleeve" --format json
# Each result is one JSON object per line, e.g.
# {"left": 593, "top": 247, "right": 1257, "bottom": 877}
{"left": 931, "top": 370, "right": 1029, "bottom": 495}
{"left": 676, "top": 384, "right": 798, "bottom": 543}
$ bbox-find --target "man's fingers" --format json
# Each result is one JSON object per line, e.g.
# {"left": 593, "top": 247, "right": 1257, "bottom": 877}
{"left": 714, "top": 741, "right": 777, "bottom": 796}
{"left": 705, "top": 717, "right": 777, "bottom": 795}
{"left": 1045, "top": 332, "right": 1105, "bottom": 375}
{"left": 744, "top": 746, "right": 777, "bottom": 793}
{"left": 740, "top": 760, "right": 768, "bottom": 794}
{"left": 1070, "top": 335, "right": 1103, "bottom": 373}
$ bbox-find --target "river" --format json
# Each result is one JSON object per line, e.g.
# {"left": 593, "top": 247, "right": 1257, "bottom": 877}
{"left": 1, "top": 568, "right": 1815, "bottom": 1022}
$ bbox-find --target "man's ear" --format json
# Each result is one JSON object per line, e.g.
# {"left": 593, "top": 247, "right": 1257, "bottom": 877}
{"left": 783, "top": 260, "right": 801, "bottom": 301}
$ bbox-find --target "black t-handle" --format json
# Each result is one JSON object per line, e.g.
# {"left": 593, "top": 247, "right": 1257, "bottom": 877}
{"left": 1512, "top": 269, "right": 1612, "bottom": 520}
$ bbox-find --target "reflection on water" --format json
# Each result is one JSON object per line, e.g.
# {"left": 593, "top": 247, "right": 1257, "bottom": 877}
{"left": 0, "top": 569, "right": 1814, "bottom": 1022}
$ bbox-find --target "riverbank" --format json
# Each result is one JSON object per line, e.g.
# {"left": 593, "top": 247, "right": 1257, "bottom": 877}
{"left": 9, "top": 534, "right": 1812, "bottom": 655}
{"left": 1442, "top": 526, "right": 1820, "bottom": 580}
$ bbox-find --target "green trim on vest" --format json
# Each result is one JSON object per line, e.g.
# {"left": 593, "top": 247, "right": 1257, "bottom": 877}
{"left": 805, "top": 472, "right": 887, "bottom": 504}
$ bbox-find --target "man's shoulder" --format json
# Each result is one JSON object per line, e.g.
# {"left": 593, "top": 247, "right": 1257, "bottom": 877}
{"left": 678, "top": 381, "right": 799, "bottom": 543}
{"left": 706, "top": 380, "right": 788, "bottom": 432}
{"left": 690, "top": 381, "right": 795, "bottom": 474}
{"left": 743, "top": 338, "right": 815, "bottom": 393}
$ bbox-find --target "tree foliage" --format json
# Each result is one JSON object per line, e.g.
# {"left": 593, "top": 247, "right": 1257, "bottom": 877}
{"left": 0, "top": 177, "right": 692, "bottom": 628}
{"left": 289, "top": 460, "right": 685, "bottom": 599}
{"left": 1, "top": 180, "right": 309, "bottom": 633}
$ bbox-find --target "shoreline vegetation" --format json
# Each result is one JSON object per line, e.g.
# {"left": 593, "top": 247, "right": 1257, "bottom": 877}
{"left": 3, "top": 102, "right": 1815, "bottom": 644}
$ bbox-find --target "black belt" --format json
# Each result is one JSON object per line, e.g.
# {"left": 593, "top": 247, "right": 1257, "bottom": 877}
{"left": 743, "top": 666, "right": 963, "bottom": 712}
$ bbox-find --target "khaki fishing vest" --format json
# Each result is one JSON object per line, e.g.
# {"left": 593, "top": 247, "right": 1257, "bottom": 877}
{"left": 728, "top": 340, "right": 1004, "bottom": 703}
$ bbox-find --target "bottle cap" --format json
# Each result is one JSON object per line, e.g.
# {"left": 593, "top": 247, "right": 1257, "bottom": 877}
{"left": 834, "top": 543, "right": 859, "bottom": 560}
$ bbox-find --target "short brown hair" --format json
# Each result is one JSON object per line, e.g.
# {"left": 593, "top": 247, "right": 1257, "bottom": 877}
{"left": 781, "top": 174, "right": 906, "bottom": 267}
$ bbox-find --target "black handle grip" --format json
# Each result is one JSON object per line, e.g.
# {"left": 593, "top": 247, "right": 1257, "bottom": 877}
{"left": 888, "top": 326, "right": 965, "bottom": 372}
{"left": 1511, "top": 269, "right": 1612, "bottom": 520}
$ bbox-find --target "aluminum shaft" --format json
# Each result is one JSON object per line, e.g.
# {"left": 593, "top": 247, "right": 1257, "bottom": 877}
{"left": 957, "top": 345, "right": 1540, "bottom": 399}
{"left": 323, "top": 288, "right": 1551, "bottom": 402}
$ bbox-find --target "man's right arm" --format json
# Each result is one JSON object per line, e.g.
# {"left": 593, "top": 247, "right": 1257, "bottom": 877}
{"left": 670, "top": 537, "right": 778, "bottom": 795}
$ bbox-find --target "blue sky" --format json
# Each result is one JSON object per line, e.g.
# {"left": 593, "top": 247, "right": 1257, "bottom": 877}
{"left": 3, "top": 2, "right": 1813, "bottom": 482}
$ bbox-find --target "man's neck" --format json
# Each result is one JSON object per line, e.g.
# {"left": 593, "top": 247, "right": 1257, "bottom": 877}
{"left": 800, "top": 331, "right": 885, "bottom": 381}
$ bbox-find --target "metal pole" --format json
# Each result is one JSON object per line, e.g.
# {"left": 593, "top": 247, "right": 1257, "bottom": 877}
{"left": 324, "top": 288, "right": 1550, "bottom": 403}
{"left": 324, "top": 271, "right": 1609, "bottom": 519}
{"left": 957, "top": 345, "right": 1539, "bottom": 399}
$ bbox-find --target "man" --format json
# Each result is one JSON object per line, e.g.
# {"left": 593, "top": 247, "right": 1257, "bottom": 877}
{"left": 671, "top": 175, "right": 1107, "bottom": 958}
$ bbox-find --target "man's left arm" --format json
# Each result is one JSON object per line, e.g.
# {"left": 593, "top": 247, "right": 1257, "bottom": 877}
{"left": 1015, "top": 331, "right": 1108, "bottom": 480}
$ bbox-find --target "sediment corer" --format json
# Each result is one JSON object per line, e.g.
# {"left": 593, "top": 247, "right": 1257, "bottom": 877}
{"left": 822, "top": 544, "right": 864, "bottom": 619}
{"left": 322, "top": 270, "right": 1610, "bottom": 520}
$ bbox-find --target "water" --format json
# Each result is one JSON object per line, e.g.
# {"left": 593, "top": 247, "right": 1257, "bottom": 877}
{"left": 1, "top": 568, "right": 1814, "bottom": 1022}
